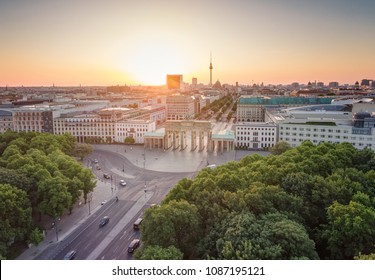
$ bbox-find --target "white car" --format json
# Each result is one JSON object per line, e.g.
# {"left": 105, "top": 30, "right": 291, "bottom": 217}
{"left": 119, "top": 180, "right": 127, "bottom": 186}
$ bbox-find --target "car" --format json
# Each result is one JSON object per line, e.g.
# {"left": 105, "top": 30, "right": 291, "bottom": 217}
{"left": 99, "top": 216, "right": 109, "bottom": 227}
{"left": 133, "top": 218, "right": 143, "bottom": 230}
{"left": 96, "top": 165, "right": 101, "bottom": 170}
{"left": 101, "top": 200, "right": 107, "bottom": 205}
{"left": 127, "top": 239, "right": 140, "bottom": 253}
{"left": 119, "top": 180, "right": 127, "bottom": 186}
{"left": 103, "top": 173, "right": 110, "bottom": 179}
{"left": 63, "top": 250, "right": 77, "bottom": 260}
{"left": 94, "top": 159, "right": 98, "bottom": 164}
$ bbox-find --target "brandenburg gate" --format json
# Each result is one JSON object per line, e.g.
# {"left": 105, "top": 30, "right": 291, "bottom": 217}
{"left": 144, "top": 120, "right": 213, "bottom": 151}
{"left": 144, "top": 120, "right": 235, "bottom": 152}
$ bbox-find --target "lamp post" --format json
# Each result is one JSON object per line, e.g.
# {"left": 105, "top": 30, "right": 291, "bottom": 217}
{"left": 52, "top": 217, "right": 60, "bottom": 241}
{"left": 87, "top": 192, "right": 93, "bottom": 215}
{"left": 110, "top": 175, "right": 113, "bottom": 195}
{"left": 143, "top": 146, "right": 146, "bottom": 189}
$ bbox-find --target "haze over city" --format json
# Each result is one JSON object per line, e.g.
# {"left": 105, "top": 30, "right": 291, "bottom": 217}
{"left": 0, "top": 0, "right": 374, "bottom": 86}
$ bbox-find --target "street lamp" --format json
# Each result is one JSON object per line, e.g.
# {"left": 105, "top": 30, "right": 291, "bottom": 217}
{"left": 110, "top": 175, "right": 113, "bottom": 195}
{"left": 52, "top": 217, "right": 60, "bottom": 241}
{"left": 143, "top": 147, "right": 146, "bottom": 190}
{"left": 87, "top": 192, "right": 93, "bottom": 215}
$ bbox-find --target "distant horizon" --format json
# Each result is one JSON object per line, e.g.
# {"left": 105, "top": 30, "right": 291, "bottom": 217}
{"left": 1, "top": 1, "right": 374, "bottom": 87}
{"left": 0, "top": 78, "right": 373, "bottom": 88}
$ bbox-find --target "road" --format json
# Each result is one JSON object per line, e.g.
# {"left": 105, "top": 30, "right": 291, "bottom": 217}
{"left": 38, "top": 148, "right": 194, "bottom": 260}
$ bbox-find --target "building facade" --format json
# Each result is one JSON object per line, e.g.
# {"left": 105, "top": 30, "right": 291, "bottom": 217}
{"left": 236, "top": 96, "right": 333, "bottom": 123}
{"left": 166, "top": 94, "right": 195, "bottom": 120}
{"left": 0, "top": 110, "right": 13, "bottom": 133}
{"left": 278, "top": 113, "right": 375, "bottom": 151}
{"left": 12, "top": 106, "right": 54, "bottom": 133}
{"left": 54, "top": 113, "right": 115, "bottom": 143}
{"left": 115, "top": 120, "right": 156, "bottom": 144}
{"left": 235, "top": 122, "right": 277, "bottom": 149}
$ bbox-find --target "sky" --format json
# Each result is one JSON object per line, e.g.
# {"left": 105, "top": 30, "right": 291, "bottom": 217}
{"left": 0, "top": 0, "right": 374, "bottom": 87}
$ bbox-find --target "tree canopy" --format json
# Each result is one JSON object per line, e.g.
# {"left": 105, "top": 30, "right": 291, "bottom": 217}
{"left": 139, "top": 141, "right": 375, "bottom": 260}
{"left": 0, "top": 131, "right": 96, "bottom": 259}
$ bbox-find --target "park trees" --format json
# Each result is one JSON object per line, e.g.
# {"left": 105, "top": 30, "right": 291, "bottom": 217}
{"left": 322, "top": 197, "right": 375, "bottom": 259}
{"left": 141, "top": 141, "right": 375, "bottom": 260}
{"left": 72, "top": 142, "right": 93, "bottom": 160}
{"left": 141, "top": 200, "right": 200, "bottom": 258}
{"left": 0, "top": 131, "right": 96, "bottom": 258}
{"left": 0, "top": 184, "right": 32, "bottom": 259}
{"left": 135, "top": 245, "right": 183, "bottom": 260}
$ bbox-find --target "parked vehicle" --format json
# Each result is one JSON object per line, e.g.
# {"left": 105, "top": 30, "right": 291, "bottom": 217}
{"left": 103, "top": 173, "right": 110, "bottom": 179}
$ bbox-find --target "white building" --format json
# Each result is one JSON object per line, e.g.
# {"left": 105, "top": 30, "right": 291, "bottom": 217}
{"left": 277, "top": 107, "right": 375, "bottom": 151}
{"left": 115, "top": 119, "right": 156, "bottom": 144}
{"left": 137, "top": 105, "right": 166, "bottom": 124}
{"left": 235, "top": 122, "right": 277, "bottom": 149}
{"left": 54, "top": 112, "right": 116, "bottom": 143}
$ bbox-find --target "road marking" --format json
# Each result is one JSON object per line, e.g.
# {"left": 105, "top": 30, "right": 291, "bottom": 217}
{"left": 86, "top": 190, "right": 153, "bottom": 260}
{"left": 110, "top": 168, "right": 135, "bottom": 179}
{"left": 119, "top": 231, "right": 127, "bottom": 240}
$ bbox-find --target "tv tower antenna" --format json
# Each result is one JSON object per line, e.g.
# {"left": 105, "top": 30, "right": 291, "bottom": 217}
{"left": 209, "top": 52, "right": 213, "bottom": 87}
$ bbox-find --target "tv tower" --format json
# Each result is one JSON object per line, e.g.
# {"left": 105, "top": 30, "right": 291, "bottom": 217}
{"left": 209, "top": 52, "right": 213, "bottom": 87}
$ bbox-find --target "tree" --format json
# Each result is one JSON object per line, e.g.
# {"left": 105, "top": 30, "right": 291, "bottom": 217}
{"left": 56, "top": 133, "right": 76, "bottom": 155}
{"left": 124, "top": 137, "right": 135, "bottom": 144}
{"left": 37, "top": 176, "right": 72, "bottom": 219}
{"left": 0, "top": 184, "right": 33, "bottom": 258}
{"left": 76, "top": 168, "right": 96, "bottom": 203}
{"left": 269, "top": 141, "right": 291, "bottom": 155}
{"left": 29, "top": 133, "right": 62, "bottom": 155}
{"left": 141, "top": 200, "right": 200, "bottom": 258}
{"left": 29, "top": 228, "right": 44, "bottom": 246}
{"left": 215, "top": 213, "right": 318, "bottom": 260}
{"left": 323, "top": 200, "right": 375, "bottom": 259}
{"left": 354, "top": 253, "right": 375, "bottom": 260}
{"left": 135, "top": 245, "right": 183, "bottom": 260}
{"left": 71, "top": 143, "right": 92, "bottom": 160}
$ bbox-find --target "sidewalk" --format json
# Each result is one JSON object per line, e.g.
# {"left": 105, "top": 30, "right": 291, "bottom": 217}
{"left": 16, "top": 175, "right": 114, "bottom": 260}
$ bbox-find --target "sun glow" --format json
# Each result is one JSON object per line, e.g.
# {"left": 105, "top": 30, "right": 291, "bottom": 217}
{"left": 119, "top": 40, "right": 189, "bottom": 86}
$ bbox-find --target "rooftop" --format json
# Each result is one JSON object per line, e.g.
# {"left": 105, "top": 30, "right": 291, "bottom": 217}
{"left": 239, "top": 96, "right": 333, "bottom": 105}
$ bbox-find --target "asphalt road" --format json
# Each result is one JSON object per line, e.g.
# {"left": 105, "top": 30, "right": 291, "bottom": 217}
{"left": 40, "top": 149, "right": 193, "bottom": 260}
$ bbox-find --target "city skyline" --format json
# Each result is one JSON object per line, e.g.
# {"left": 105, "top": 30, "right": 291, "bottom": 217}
{"left": 0, "top": 0, "right": 374, "bottom": 87}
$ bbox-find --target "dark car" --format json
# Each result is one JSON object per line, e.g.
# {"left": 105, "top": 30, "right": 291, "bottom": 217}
{"left": 99, "top": 216, "right": 109, "bottom": 227}
{"left": 103, "top": 173, "right": 110, "bottom": 179}
{"left": 63, "top": 250, "right": 77, "bottom": 260}
{"left": 127, "top": 239, "right": 140, "bottom": 253}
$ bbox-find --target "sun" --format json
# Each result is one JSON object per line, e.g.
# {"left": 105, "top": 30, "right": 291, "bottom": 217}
{"left": 118, "top": 40, "right": 188, "bottom": 85}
